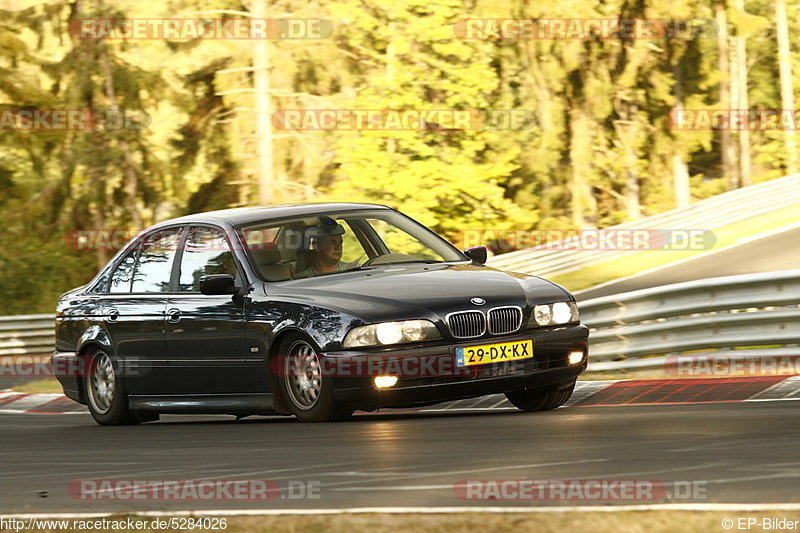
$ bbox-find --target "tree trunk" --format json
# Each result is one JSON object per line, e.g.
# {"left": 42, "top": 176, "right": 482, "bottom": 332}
{"left": 715, "top": 1, "right": 738, "bottom": 190}
{"left": 624, "top": 157, "right": 641, "bottom": 219}
{"left": 776, "top": 0, "right": 798, "bottom": 174}
{"left": 613, "top": 113, "right": 642, "bottom": 218}
{"left": 733, "top": 0, "right": 752, "bottom": 186}
{"left": 569, "top": 109, "right": 597, "bottom": 228}
{"left": 99, "top": 46, "right": 143, "bottom": 230}
{"left": 672, "top": 58, "right": 691, "bottom": 208}
{"left": 672, "top": 154, "right": 691, "bottom": 208}
{"left": 386, "top": 20, "right": 396, "bottom": 156}
{"left": 253, "top": 0, "right": 274, "bottom": 205}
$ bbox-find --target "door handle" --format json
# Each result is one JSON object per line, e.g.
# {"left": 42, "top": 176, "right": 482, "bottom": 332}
{"left": 167, "top": 308, "right": 181, "bottom": 323}
{"left": 107, "top": 309, "right": 120, "bottom": 322}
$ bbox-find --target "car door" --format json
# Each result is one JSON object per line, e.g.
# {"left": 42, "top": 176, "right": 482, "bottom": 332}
{"left": 164, "top": 225, "right": 250, "bottom": 394}
{"left": 101, "top": 227, "right": 183, "bottom": 395}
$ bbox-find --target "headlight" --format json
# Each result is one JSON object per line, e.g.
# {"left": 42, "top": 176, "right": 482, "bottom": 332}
{"left": 343, "top": 319, "right": 441, "bottom": 348}
{"left": 529, "top": 301, "right": 579, "bottom": 327}
{"left": 376, "top": 322, "right": 404, "bottom": 345}
{"left": 533, "top": 305, "right": 552, "bottom": 326}
{"left": 552, "top": 302, "right": 572, "bottom": 324}
{"left": 569, "top": 301, "right": 580, "bottom": 322}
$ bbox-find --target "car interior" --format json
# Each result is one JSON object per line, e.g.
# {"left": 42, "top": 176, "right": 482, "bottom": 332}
{"left": 245, "top": 218, "right": 349, "bottom": 281}
{"left": 242, "top": 214, "right": 446, "bottom": 282}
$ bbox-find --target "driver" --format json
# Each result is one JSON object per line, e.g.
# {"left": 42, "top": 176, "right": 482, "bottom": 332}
{"left": 296, "top": 217, "right": 349, "bottom": 277}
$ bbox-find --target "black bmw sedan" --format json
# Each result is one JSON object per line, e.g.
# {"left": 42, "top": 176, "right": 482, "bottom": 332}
{"left": 53, "top": 203, "right": 588, "bottom": 424}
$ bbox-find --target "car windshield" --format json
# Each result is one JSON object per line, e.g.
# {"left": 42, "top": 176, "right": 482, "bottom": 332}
{"left": 238, "top": 210, "right": 467, "bottom": 282}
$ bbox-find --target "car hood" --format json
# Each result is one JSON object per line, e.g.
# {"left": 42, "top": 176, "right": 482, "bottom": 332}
{"left": 264, "top": 263, "right": 571, "bottom": 322}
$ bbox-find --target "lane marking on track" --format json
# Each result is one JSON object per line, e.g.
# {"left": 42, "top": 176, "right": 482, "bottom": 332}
{"left": 749, "top": 375, "right": 800, "bottom": 400}
{"left": 745, "top": 397, "right": 800, "bottom": 402}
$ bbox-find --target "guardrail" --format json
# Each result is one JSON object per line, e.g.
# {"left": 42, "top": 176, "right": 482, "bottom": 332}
{"left": 0, "top": 314, "right": 54, "bottom": 357}
{"left": 580, "top": 270, "right": 800, "bottom": 372}
{"left": 487, "top": 174, "right": 800, "bottom": 276}
{"left": 1, "top": 272, "right": 798, "bottom": 376}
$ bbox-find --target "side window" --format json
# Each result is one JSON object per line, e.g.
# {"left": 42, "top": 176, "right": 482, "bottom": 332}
{"left": 178, "top": 227, "right": 237, "bottom": 293}
{"left": 130, "top": 228, "right": 182, "bottom": 293}
{"left": 108, "top": 249, "right": 137, "bottom": 293}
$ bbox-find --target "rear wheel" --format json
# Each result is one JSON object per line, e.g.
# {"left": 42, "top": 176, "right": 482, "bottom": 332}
{"left": 277, "top": 335, "right": 353, "bottom": 422}
{"left": 84, "top": 349, "right": 139, "bottom": 426}
{"left": 505, "top": 381, "right": 576, "bottom": 412}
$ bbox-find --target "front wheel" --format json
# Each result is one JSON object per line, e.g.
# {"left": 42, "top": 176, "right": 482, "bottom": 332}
{"left": 276, "top": 335, "right": 353, "bottom": 422}
{"left": 505, "top": 381, "right": 576, "bottom": 412}
{"left": 84, "top": 349, "right": 139, "bottom": 426}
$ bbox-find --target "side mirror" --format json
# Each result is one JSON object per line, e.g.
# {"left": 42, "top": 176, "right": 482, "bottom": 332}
{"left": 199, "top": 274, "right": 238, "bottom": 295}
{"left": 463, "top": 245, "right": 488, "bottom": 265}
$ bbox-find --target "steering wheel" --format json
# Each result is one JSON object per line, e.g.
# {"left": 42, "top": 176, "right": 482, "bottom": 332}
{"left": 359, "top": 254, "right": 383, "bottom": 267}
{"left": 341, "top": 254, "right": 365, "bottom": 270}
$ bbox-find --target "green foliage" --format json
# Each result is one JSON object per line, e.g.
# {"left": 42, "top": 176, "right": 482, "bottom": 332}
{"left": 321, "top": 0, "right": 534, "bottom": 245}
{"left": 0, "top": 0, "right": 798, "bottom": 312}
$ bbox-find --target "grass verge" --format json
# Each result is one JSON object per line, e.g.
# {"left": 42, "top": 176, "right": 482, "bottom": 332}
{"left": 550, "top": 202, "right": 800, "bottom": 293}
{"left": 10, "top": 377, "right": 62, "bottom": 394}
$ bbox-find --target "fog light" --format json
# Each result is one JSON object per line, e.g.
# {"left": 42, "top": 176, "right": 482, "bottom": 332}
{"left": 568, "top": 351, "right": 585, "bottom": 365}
{"left": 374, "top": 375, "right": 398, "bottom": 388}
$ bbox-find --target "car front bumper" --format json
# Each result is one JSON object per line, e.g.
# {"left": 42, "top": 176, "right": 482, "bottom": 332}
{"left": 324, "top": 323, "right": 589, "bottom": 410}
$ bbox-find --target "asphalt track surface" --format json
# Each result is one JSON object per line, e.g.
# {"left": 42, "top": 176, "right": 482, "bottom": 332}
{"left": 2, "top": 400, "right": 799, "bottom": 513}
{"left": 2, "top": 232, "right": 797, "bottom": 515}
{"left": 576, "top": 226, "right": 800, "bottom": 300}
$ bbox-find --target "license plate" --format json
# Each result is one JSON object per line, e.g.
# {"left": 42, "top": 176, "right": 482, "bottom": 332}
{"left": 455, "top": 339, "right": 533, "bottom": 367}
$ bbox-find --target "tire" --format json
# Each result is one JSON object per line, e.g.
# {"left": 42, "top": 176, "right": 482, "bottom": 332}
{"left": 505, "top": 381, "right": 576, "bottom": 412}
{"left": 276, "top": 334, "right": 353, "bottom": 422}
{"left": 84, "top": 349, "right": 139, "bottom": 426}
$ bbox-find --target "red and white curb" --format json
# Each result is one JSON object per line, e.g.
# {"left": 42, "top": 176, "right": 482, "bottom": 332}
{"left": 413, "top": 375, "right": 800, "bottom": 413}
{"left": 3, "top": 376, "right": 799, "bottom": 416}
{"left": 0, "top": 390, "right": 87, "bottom": 414}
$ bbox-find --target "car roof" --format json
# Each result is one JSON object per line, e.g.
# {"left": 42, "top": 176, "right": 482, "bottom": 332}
{"left": 149, "top": 202, "right": 393, "bottom": 229}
